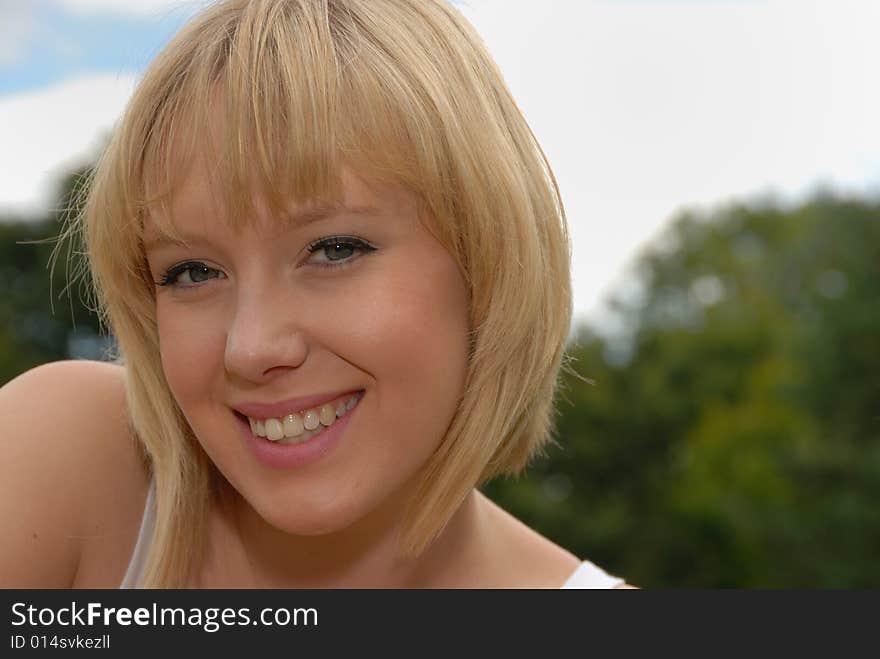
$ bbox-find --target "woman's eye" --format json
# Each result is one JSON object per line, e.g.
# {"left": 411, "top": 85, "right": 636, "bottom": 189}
{"left": 305, "top": 236, "right": 376, "bottom": 269}
{"left": 155, "top": 262, "right": 225, "bottom": 288}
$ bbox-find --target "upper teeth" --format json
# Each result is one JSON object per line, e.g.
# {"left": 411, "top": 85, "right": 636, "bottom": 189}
{"left": 247, "top": 392, "right": 362, "bottom": 443}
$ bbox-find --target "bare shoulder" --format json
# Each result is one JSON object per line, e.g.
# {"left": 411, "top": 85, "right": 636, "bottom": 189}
{"left": 0, "top": 361, "right": 150, "bottom": 587}
{"left": 473, "top": 491, "right": 580, "bottom": 588}
{"left": 474, "top": 491, "right": 638, "bottom": 589}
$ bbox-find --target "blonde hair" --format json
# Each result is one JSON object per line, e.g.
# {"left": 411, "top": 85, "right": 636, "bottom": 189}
{"left": 78, "top": 0, "right": 572, "bottom": 587}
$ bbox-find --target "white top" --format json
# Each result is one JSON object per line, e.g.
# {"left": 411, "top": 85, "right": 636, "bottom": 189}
{"left": 559, "top": 559, "right": 625, "bottom": 589}
{"left": 119, "top": 476, "right": 155, "bottom": 589}
{"left": 120, "top": 478, "right": 624, "bottom": 589}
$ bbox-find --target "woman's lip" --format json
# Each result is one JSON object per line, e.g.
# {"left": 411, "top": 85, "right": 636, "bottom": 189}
{"left": 238, "top": 392, "right": 360, "bottom": 470}
{"left": 234, "top": 388, "right": 364, "bottom": 420}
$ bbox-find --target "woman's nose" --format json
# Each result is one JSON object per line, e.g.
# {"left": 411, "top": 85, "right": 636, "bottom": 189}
{"left": 223, "top": 290, "right": 309, "bottom": 381}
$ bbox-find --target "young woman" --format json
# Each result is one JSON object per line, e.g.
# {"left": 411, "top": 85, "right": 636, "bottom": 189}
{"left": 0, "top": 0, "right": 631, "bottom": 589}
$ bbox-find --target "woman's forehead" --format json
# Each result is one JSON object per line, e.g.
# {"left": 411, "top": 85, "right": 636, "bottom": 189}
{"left": 143, "top": 164, "right": 418, "bottom": 242}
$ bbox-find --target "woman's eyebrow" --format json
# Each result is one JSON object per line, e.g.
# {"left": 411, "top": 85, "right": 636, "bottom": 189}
{"left": 143, "top": 203, "right": 382, "bottom": 252}
{"left": 142, "top": 230, "right": 190, "bottom": 252}
{"left": 282, "top": 202, "right": 382, "bottom": 226}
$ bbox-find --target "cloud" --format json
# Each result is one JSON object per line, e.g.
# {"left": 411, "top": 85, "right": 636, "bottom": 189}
{"left": 0, "top": 73, "right": 137, "bottom": 216}
{"left": 55, "top": 0, "right": 203, "bottom": 15}
{"left": 458, "top": 0, "right": 880, "bottom": 325}
{"left": 0, "top": 0, "right": 44, "bottom": 68}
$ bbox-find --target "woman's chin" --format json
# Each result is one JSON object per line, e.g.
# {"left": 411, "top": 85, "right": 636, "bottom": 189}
{"left": 250, "top": 496, "right": 368, "bottom": 538}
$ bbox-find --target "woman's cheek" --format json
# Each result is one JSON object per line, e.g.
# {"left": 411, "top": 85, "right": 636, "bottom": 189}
{"left": 156, "top": 303, "right": 224, "bottom": 406}
{"left": 355, "top": 251, "right": 469, "bottom": 403}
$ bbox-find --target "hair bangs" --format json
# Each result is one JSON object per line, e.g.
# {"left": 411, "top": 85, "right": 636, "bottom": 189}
{"left": 135, "top": 0, "right": 457, "bottom": 245}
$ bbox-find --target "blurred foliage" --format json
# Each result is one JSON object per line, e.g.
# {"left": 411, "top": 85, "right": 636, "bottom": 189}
{"left": 2, "top": 168, "right": 878, "bottom": 587}
{"left": 485, "top": 193, "right": 880, "bottom": 587}
{"left": 0, "top": 166, "right": 108, "bottom": 381}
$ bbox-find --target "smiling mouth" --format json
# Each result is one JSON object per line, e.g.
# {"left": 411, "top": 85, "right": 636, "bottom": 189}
{"left": 235, "top": 391, "right": 364, "bottom": 445}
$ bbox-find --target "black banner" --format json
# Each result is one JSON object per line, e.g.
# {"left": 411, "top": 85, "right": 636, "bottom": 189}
{"left": 1, "top": 590, "right": 875, "bottom": 653}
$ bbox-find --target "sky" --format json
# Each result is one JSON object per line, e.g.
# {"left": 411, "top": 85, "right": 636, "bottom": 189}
{"left": 1, "top": 0, "right": 879, "bottom": 330}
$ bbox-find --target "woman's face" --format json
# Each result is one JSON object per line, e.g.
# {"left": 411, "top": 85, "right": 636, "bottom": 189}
{"left": 144, "top": 163, "right": 471, "bottom": 536}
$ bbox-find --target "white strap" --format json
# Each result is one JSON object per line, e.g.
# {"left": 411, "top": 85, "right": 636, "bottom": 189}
{"left": 560, "top": 560, "right": 625, "bottom": 589}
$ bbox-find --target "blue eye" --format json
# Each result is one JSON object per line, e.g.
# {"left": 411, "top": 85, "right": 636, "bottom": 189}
{"left": 156, "top": 262, "right": 225, "bottom": 288}
{"left": 306, "top": 236, "right": 376, "bottom": 269}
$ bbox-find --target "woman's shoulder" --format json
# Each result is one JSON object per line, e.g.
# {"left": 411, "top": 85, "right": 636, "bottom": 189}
{"left": 474, "top": 491, "right": 636, "bottom": 588}
{"left": 0, "top": 360, "right": 150, "bottom": 587}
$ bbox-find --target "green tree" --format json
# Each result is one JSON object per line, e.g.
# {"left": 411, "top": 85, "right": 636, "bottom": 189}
{"left": 0, "top": 166, "right": 107, "bottom": 386}
{"left": 485, "top": 194, "right": 880, "bottom": 587}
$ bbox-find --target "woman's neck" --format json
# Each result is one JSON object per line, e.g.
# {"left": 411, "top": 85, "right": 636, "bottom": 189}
{"left": 197, "top": 481, "right": 489, "bottom": 588}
